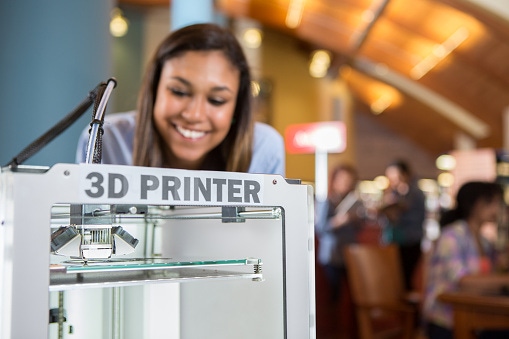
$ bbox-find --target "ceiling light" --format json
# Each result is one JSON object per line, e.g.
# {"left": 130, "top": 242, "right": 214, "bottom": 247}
{"left": 411, "top": 27, "right": 469, "bottom": 80}
{"left": 437, "top": 172, "right": 454, "bottom": 187}
{"left": 436, "top": 154, "right": 456, "bottom": 171}
{"left": 418, "top": 179, "right": 438, "bottom": 193}
{"left": 358, "top": 180, "right": 380, "bottom": 195}
{"left": 309, "top": 50, "right": 331, "bottom": 78}
{"left": 370, "top": 94, "right": 392, "bottom": 114}
{"left": 110, "top": 8, "right": 129, "bottom": 38}
{"left": 243, "top": 28, "right": 262, "bottom": 48}
{"left": 251, "top": 81, "right": 261, "bottom": 97}
{"left": 373, "top": 175, "right": 389, "bottom": 190}
{"left": 286, "top": 0, "right": 305, "bottom": 29}
{"left": 432, "top": 45, "right": 447, "bottom": 58}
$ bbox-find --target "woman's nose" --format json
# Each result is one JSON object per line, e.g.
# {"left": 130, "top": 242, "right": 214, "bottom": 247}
{"left": 181, "top": 96, "right": 206, "bottom": 122}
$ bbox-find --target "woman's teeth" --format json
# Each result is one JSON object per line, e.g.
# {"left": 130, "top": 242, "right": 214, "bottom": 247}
{"left": 176, "top": 125, "right": 206, "bottom": 139}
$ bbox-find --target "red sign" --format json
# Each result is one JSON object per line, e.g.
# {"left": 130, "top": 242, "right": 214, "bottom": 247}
{"left": 284, "top": 121, "right": 346, "bottom": 154}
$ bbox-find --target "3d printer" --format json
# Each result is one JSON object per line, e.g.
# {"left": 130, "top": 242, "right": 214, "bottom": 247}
{"left": 0, "top": 79, "right": 316, "bottom": 339}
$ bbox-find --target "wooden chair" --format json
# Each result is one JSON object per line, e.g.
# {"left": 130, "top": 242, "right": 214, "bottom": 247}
{"left": 344, "top": 244, "right": 416, "bottom": 339}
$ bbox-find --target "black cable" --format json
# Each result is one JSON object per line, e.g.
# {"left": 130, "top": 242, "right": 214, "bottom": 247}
{"left": 4, "top": 81, "right": 107, "bottom": 168}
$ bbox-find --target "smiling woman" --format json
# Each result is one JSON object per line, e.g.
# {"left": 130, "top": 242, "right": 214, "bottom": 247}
{"left": 153, "top": 50, "right": 239, "bottom": 170}
{"left": 76, "top": 23, "right": 285, "bottom": 176}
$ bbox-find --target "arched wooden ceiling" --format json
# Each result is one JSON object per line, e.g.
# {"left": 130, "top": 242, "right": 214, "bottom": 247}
{"left": 120, "top": 0, "right": 509, "bottom": 158}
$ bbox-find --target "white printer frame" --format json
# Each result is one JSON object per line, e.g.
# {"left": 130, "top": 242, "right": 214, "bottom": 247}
{"left": 0, "top": 163, "right": 316, "bottom": 338}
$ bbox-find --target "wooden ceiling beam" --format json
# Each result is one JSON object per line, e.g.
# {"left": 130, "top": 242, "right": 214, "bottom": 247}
{"left": 436, "top": 0, "right": 509, "bottom": 40}
{"left": 349, "top": 0, "right": 391, "bottom": 53}
{"left": 353, "top": 57, "right": 490, "bottom": 140}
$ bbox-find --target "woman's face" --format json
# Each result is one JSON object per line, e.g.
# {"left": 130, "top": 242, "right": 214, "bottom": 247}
{"left": 153, "top": 50, "right": 240, "bottom": 169}
{"left": 385, "top": 166, "right": 404, "bottom": 188}
{"left": 331, "top": 170, "right": 355, "bottom": 196}
{"left": 477, "top": 197, "right": 503, "bottom": 224}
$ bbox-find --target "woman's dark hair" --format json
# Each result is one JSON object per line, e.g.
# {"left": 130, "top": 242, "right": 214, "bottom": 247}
{"left": 133, "top": 23, "right": 254, "bottom": 171}
{"left": 439, "top": 181, "right": 503, "bottom": 227}
{"left": 386, "top": 159, "right": 412, "bottom": 177}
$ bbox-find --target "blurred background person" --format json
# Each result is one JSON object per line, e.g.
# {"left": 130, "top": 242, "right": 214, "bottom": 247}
{"left": 379, "top": 159, "right": 426, "bottom": 292}
{"left": 315, "top": 163, "right": 366, "bottom": 337}
{"left": 423, "top": 181, "right": 507, "bottom": 339}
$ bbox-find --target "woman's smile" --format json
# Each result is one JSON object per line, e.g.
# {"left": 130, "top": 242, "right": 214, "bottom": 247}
{"left": 174, "top": 124, "right": 207, "bottom": 140}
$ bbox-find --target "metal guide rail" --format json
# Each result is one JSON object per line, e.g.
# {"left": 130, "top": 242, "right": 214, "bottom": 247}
{"left": 50, "top": 257, "right": 264, "bottom": 291}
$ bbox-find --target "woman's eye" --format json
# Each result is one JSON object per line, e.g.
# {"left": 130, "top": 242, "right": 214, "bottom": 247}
{"left": 208, "top": 98, "right": 226, "bottom": 106}
{"left": 169, "top": 88, "right": 188, "bottom": 97}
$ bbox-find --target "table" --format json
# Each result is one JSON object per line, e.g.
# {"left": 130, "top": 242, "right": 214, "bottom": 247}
{"left": 439, "top": 289, "right": 509, "bottom": 339}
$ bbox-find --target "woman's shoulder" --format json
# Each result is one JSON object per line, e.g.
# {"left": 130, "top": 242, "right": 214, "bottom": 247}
{"left": 103, "top": 111, "right": 136, "bottom": 130}
{"left": 253, "top": 121, "right": 282, "bottom": 139}
{"left": 252, "top": 122, "right": 284, "bottom": 150}
{"left": 76, "top": 111, "right": 136, "bottom": 165}
{"left": 249, "top": 122, "right": 285, "bottom": 176}
{"left": 439, "top": 220, "right": 471, "bottom": 245}
{"left": 435, "top": 220, "right": 478, "bottom": 259}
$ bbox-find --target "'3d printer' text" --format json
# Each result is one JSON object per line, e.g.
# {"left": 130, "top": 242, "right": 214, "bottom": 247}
{"left": 83, "top": 172, "right": 262, "bottom": 204}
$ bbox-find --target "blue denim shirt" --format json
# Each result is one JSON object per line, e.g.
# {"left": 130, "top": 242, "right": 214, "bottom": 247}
{"left": 76, "top": 111, "right": 285, "bottom": 176}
